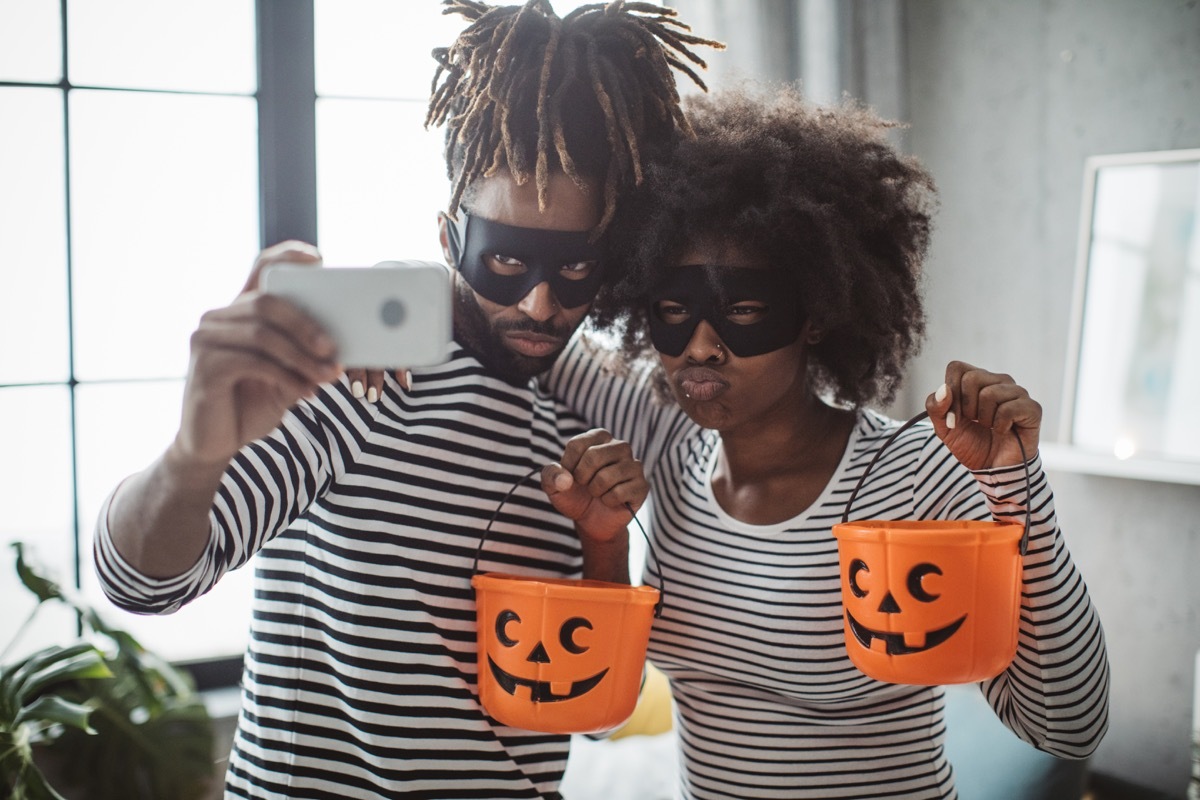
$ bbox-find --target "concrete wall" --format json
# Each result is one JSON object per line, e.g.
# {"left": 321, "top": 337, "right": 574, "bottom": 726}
{"left": 902, "top": 2, "right": 1200, "bottom": 795}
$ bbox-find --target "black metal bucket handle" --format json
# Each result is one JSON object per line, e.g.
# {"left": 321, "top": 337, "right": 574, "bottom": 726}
{"left": 471, "top": 466, "right": 667, "bottom": 618}
{"left": 840, "top": 410, "right": 1033, "bottom": 556}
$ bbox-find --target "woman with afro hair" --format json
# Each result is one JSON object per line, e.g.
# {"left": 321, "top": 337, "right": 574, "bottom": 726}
{"left": 546, "top": 85, "right": 1111, "bottom": 798}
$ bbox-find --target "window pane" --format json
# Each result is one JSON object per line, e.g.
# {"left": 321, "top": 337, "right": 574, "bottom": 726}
{"left": 68, "top": 0, "right": 255, "bottom": 94}
{"left": 0, "top": 0, "right": 61, "bottom": 83}
{"left": 314, "top": 1, "right": 595, "bottom": 100}
{"left": 0, "top": 88, "right": 68, "bottom": 384}
{"left": 0, "top": 386, "right": 77, "bottom": 659}
{"left": 314, "top": 0, "right": 465, "bottom": 100}
{"left": 69, "top": 90, "right": 259, "bottom": 382}
{"left": 316, "top": 98, "right": 449, "bottom": 265}
{"left": 75, "top": 381, "right": 252, "bottom": 662}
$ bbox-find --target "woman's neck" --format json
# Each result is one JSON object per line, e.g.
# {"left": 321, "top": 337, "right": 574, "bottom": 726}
{"left": 712, "top": 395, "right": 857, "bottom": 525}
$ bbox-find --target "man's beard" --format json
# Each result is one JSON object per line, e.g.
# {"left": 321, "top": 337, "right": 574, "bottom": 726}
{"left": 452, "top": 277, "right": 573, "bottom": 382}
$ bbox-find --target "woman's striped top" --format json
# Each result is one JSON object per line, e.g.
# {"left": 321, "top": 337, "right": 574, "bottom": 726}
{"left": 94, "top": 344, "right": 596, "bottom": 799}
{"left": 546, "top": 338, "right": 1110, "bottom": 799}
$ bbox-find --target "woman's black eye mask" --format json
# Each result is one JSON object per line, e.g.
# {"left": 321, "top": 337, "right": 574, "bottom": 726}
{"left": 647, "top": 265, "right": 805, "bottom": 357}
{"left": 444, "top": 210, "right": 606, "bottom": 309}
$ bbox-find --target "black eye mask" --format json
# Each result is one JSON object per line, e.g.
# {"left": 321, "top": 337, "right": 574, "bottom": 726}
{"left": 647, "top": 265, "right": 806, "bottom": 358}
{"left": 444, "top": 210, "right": 606, "bottom": 309}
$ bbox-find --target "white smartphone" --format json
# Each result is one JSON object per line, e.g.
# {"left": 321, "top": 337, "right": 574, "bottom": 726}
{"left": 261, "top": 260, "right": 452, "bottom": 368}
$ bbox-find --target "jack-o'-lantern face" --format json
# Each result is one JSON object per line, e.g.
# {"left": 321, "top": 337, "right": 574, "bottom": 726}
{"left": 843, "top": 558, "right": 966, "bottom": 656}
{"left": 832, "top": 520, "right": 1024, "bottom": 685}
{"left": 472, "top": 573, "right": 660, "bottom": 732}
{"left": 486, "top": 608, "right": 609, "bottom": 703}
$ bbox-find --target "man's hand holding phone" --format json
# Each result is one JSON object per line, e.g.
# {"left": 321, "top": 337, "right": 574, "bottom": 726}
{"left": 173, "top": 241, "right": 341, "bottom": 469}
{"left": 177, "top": 245, "right": 456, "bottom": 467}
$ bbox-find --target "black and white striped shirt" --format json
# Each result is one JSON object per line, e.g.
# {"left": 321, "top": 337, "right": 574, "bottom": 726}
{"left": 546, "top": 338, "right": 1110, "bottom": 799}
{"left": 95, "top": 344, "right": 595, "bottom": 799}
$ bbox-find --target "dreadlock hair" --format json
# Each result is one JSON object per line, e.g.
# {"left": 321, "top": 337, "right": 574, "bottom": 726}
{"left": 594, "top": 84, "right": 938, "bottom": 409}
{"left": 428, "top": 0, "right": 723, "bottom": 236}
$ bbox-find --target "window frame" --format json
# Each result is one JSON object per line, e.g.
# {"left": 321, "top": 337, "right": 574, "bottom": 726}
{"left": 0, "top": 0, "right": 321, "bottom": 689}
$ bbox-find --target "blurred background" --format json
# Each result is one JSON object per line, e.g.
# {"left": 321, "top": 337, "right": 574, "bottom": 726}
{"left": 1, "top": 1, "right": 1197, "bottom": 796}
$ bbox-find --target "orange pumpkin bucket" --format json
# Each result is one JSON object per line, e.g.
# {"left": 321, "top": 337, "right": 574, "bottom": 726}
{"left": 470, "top": 470, "right": 663, "bottom": 734}
{"left": 831, "top": 411, "right": 1030, "bottom": 685}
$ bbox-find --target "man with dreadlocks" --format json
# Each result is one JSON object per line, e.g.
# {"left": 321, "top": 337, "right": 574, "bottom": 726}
{"left": 93, "top": 2, "right": 719, "bottom": 797}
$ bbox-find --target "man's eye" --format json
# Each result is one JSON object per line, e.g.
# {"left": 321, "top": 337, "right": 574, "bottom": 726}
{"left": 558, "top": 261, "right": 597, "bottom": 281}
{"left": 486, "top": 254, "right": 527, "bottom": 275}
{"left": 654, "top": 301, "right": 691, "bottom": 323}
{"left": 726, "top": 303, "right": 768, "bottom": 325}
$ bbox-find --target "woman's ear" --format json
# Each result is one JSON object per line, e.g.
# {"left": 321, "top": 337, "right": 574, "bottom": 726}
{"left": 802, "top": 320, "right": 824, "bottom": 345}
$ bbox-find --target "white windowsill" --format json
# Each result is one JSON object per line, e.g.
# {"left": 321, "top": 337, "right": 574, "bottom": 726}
{"left": 201, "top": 686, "right": 242, "bottom": 720}
{"left": 1039, "top": 442, "right": 1200, "bottom": 486}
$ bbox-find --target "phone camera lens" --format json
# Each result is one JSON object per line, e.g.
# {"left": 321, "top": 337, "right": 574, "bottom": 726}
{"left": 380, "top": 298, "right": 406, "bottom": 328}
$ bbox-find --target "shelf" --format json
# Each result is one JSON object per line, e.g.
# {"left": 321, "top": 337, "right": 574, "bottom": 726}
{"left": 1039, "top": 443, "right": 1200, "bottom": 486}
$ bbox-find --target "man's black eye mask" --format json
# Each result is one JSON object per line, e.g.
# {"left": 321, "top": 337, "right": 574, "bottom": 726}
{"left": 647, "top": 265, "right": 805, "bottom": 357}
{"left": 445, "top": 211, "right": 606, "bottom": 309}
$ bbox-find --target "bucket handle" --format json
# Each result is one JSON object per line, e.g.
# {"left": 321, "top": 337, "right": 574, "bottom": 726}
{"left": 471, "top": 467, "right": 667, "bottom": 618}
{"left": 840, "top": 410, "right": 1033, "bottom": 556}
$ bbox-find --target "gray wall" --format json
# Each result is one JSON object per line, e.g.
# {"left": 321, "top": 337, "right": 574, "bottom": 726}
{"left": 904, "top": 2, "right": 1200, "bottom": 795}
{"left": 674, "top": 0, "right": 1200, "bottom": 794}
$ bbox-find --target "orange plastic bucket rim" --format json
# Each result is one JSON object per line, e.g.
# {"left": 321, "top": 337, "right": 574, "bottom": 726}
{"left": 472, "top": 571, "right": 663, "bottom": 601}
{"left": 832, "top": 410, "right": 1031, "bottom": 686}
{"left": 832, "top": 518, "right": 1024, "bottom": 547}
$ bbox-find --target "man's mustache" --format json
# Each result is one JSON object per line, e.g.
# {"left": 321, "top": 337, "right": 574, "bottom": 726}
{"left": 493, "top": 319, "right": 571, "bottom": 339}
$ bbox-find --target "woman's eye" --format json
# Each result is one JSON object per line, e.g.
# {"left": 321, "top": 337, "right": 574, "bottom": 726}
{"left": 559, "top": 260, "right": 597, "bottom": 281}
{"left": 486, "top": 254, "right": 527, "bottom": 275}
{"left": 726, "top": 303, "right": 768, "bottom": 325}
{"left": 654, "top": 301, "right": 691, "bottom": 323}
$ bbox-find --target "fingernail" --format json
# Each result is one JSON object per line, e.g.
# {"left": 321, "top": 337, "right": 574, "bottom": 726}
{"left": 404, "top": 370, "right": 413, "bottom": 388}
{"left": 367, "top": 387, "right": 378, "bottom": 404}
{"left": 946, "top": 411, "right": 956, "bottom": 430}
{"left": 935, "top": 383, "right": 948, "bottom": 403}
{"left": 351, "top": 380, "right": 365, "bottom": 399}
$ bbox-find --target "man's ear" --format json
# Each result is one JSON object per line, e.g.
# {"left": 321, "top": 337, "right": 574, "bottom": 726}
{"left": 437, "top": 212, "right": 456, "bottom": 268}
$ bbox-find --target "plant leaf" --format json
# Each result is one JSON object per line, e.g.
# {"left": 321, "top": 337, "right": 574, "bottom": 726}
{"left": 14, "top": 695, "right": 97, "bottom": 734}
{"left": 11, "top": 543, "right": 64, "bottom": 604}
{"left": 6, "top": 645, "right": 112, "bottom": 709}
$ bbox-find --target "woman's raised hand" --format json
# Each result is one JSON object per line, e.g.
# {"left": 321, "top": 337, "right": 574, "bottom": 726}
{"left": 924, "top": 360, "right": 1042, "bottom": 471}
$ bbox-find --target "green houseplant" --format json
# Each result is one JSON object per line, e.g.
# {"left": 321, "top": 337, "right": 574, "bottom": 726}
{"left": 1, "top": 543, "right": 215, "bottom": 800}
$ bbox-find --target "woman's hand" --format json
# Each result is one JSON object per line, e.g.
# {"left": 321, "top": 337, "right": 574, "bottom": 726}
{"left": 924, "top": 360, "right": 1042, "bottom": 471}
{"left": 343, "top": 368, "right": 407, "bottom": 403}
{"left": 541, "top": 429, "right": 647, "bottom": 544}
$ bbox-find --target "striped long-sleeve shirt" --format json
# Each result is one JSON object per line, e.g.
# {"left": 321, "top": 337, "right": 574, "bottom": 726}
{"left": 545, "top": 338, "right": 1110, "bottom": 800}
{"left": 95, "top": 344, "right": 595, "bottom": 799}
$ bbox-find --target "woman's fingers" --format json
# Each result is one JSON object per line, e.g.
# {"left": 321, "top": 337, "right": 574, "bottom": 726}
{"left": 927, "top": 361, "right": 1043, "bottom": 469}
{"left": 343, "top": 368, "right": 408, "bottom": 402}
